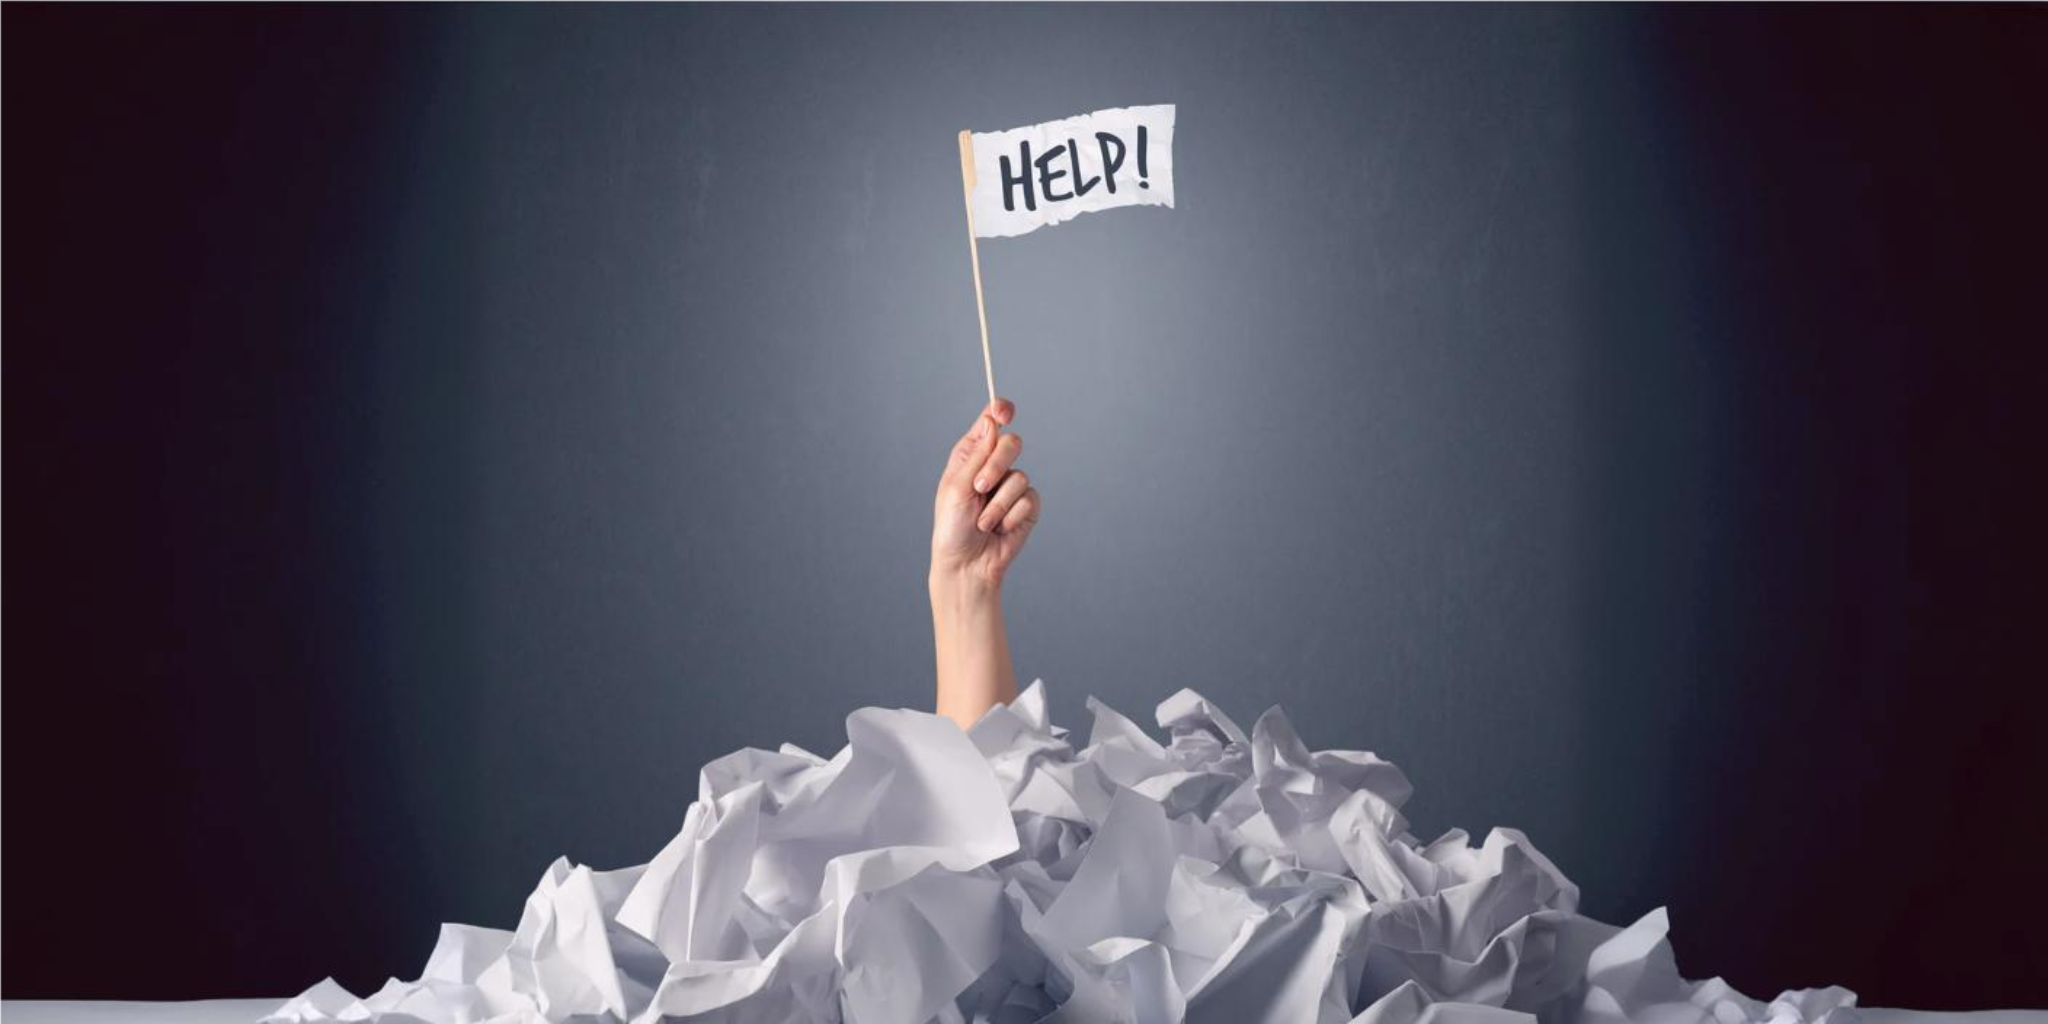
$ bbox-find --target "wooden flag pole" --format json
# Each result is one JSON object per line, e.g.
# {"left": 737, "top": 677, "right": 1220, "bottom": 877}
{"left": 957, "top": 130, "right": 997, "bottom": 407}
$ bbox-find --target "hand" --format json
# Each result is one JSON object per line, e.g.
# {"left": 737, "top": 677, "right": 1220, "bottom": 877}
{"left": 931, "top": 397, "right": 1042, "bottom": 590}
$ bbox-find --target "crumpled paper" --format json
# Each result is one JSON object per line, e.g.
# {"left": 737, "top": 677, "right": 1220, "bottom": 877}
{"left": 266, "top": 684, "right": 1861, "bottom": 1024}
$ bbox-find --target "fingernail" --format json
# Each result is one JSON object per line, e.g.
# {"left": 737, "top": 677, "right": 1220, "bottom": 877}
{"left": 973, "top": 476, "right": 987, "bottom": 493}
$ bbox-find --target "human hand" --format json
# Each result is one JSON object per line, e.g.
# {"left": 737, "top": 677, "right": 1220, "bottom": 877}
{"left": 931, "top": 397, "right": 1041, "bottom": 591}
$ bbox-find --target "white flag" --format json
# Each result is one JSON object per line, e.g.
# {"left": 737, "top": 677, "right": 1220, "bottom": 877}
{"left": 964, "top": 104, "right": 1176, "bottom": 239}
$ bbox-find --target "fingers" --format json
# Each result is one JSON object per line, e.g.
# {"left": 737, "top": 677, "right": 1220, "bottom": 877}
{"left": 999, "top": 487, "right": 1041, "bottom": 536}
{"left": 944, "top": 397, "right": 1016, "bottom": 490}
{"left": 977, "top": 470, "right": 1030, "bottom": 532}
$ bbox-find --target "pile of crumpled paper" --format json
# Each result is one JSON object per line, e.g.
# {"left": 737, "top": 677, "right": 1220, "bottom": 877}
{"left": 266, "top": 683, "right": 1857, "bottom": 1024}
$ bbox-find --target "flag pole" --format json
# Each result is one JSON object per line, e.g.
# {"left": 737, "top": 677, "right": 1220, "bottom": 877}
{"left": 957, "top": 130, "right": 997, "bottom": 408}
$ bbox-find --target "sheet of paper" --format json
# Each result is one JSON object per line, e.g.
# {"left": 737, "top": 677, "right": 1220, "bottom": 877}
{"left": 968, "top": 105, "right": 1176, "bottom": 238}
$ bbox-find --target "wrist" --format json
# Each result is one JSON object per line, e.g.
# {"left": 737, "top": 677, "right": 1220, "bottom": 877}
{"left": 929, "top": 564, "right": 1000, "bottom": 609}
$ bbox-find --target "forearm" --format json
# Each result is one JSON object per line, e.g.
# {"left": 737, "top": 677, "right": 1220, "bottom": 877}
{"left": 930, "top": 569, "right": 1018, "bottom": 729}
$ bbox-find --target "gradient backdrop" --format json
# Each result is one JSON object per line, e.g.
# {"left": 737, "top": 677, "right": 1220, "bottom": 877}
{"left": 5, "top": 3, "right": 2043, "bottom": 1009}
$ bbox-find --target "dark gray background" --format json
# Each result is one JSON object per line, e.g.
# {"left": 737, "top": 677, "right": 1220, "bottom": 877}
{"left": 5, "top": 3, "right": 2042, "bottom": 1008}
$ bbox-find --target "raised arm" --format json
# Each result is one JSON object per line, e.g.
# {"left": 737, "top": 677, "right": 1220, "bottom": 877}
{"left": 930, "top": 397, "right": 1043, "bottom": 729}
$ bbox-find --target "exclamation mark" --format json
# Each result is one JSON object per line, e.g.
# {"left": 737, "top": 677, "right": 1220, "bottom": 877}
{"left": 1136, "top": 126, "right": 1150, "bottom": 189}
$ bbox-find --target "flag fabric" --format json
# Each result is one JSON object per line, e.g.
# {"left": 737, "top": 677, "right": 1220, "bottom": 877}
{"left": 965, "top": 104, "right": 1176, "bottom": 239}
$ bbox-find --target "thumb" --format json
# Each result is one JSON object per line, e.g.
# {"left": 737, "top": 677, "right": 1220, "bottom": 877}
{"left": 943, "top": 398, "right": 1013, "bottom": 489}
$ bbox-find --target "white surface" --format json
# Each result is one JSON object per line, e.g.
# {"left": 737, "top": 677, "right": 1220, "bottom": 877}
{"left": 3, "top": 1002, "right": 2041, "bottom": 1024}
{"left": 1, "top": 1000, "right": 282, "bottom": 1024}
